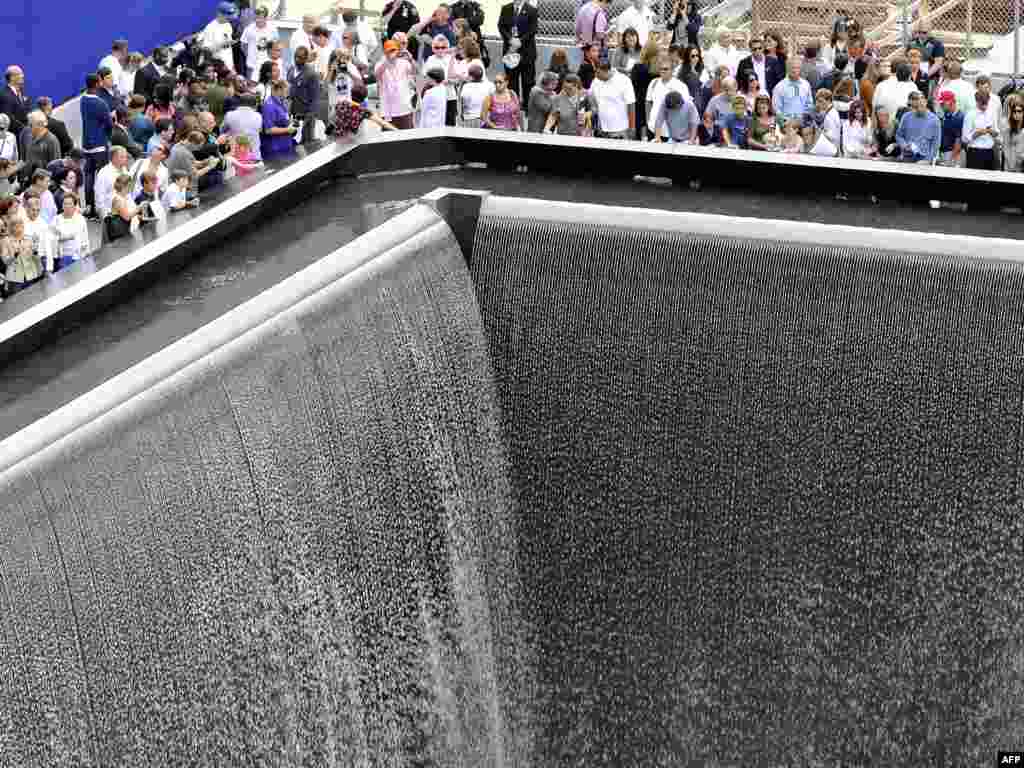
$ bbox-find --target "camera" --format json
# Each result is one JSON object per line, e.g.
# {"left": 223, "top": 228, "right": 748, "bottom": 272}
{"left": 257, "top": 38, "right": 272, "bottom": 52}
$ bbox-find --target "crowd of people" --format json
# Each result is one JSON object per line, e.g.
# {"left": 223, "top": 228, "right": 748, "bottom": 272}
{"left": 2, "top": 0, "right": 1021, "bottom": 299}
{"left": 0, "top": 0, "right": 407, "bottom": 300}
{"left": 374, "top": 0, "right": 1020, "bottom": 174}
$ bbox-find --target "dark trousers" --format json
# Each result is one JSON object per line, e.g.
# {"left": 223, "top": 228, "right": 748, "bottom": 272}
{"left": 83, "top": 148, "right": 109, "bottom": 213}
{"left": 966, "top": 147, "right": 996, "bottom": 171}
{"left": 506, "top": 56, "right": 536, "bottom": 107}
{"left": 445, "top": 100, "right": 458, "bottom": 127}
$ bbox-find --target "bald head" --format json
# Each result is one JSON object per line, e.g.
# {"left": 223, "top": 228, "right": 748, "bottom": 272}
{"left": 5, "top": 65, "right": 24, "bottom": 89}
{"left": 198, "top": 111, "right": 217, "bottom": 132}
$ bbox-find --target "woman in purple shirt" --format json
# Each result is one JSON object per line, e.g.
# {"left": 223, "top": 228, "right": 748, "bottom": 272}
{"left": 261, "top": 80, "right": 298, "bottom": 159}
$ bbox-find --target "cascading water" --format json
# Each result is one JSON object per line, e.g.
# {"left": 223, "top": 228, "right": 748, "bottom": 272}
{"left": 4, "top": 191, "right": 1024, "bottom": 766}
{"left": 0, "top": 210, "right": 535, "bottom": 767}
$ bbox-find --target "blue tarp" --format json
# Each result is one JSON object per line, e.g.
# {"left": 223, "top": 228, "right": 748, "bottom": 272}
{"left": 0, "top": 0, "right": 213, "bottom": 105}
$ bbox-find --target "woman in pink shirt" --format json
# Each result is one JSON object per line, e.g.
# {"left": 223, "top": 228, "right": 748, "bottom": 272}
{"left": 374, "top": 40, "right": 417, "bottom": 129}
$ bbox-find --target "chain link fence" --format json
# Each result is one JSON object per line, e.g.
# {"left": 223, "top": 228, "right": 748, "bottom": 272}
{"left": 530, "top": 0, "right": 1020, "bottom": 73}
{"left": 745, "top": 0, "right": 1019, "bottom": 70}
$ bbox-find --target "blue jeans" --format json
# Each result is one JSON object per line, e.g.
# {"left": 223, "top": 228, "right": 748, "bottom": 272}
{"left": 83, "top": 148, "right": 109, "bottom": 213}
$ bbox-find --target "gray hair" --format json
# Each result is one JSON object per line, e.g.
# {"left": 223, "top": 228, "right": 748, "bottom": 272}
{"left": 27, "top": 110, "right": 47, "bottom": 127}
{"left": 432, "top": 34, "right": 449, "bottom": 47}
{"left": 110, "top": 145, "right": 129, "bottom": 161}
{"left": 0, "top": 114, "right": 9, "bottom": 129}
{"left": 539, "top": 70, "right": 559, "bottom": 89}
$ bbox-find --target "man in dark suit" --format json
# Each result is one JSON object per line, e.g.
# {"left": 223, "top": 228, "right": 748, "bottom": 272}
{"left": 736, "top": 35, "right": 783, "bottom": 96}
{"left": 134, "top": 47, "right": 172, "bottom": 105}
{"left": 0, "top": 65, "right": 30, "bottom": 136}
{"left": 36, "top": 98, "right": 73, "bottom": 157}
{"left": 498, "top": 0, "right": 538, "bottom": 104}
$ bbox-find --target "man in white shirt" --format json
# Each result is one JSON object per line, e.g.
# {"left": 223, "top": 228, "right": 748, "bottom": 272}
{"left": 871, "top": 62, "right": 919, "bottom": 124}
{"left": 704, "top": 30, "right": 737, "bottom": 78}
{"left": 645, "top": 56, "right": 688, "bottom": 138}
{"left": 937, "top": 60, "right": 975, "bottom": 116}
{"left": 22, "top": 195, "right": 53, "bottom": 272}
{"left": 202, "top": 3, "right": 238, "bottom": 73}
{"left": 94, "top": 146, "right": 130, "bottom": 219}
{"left": 615, "top": 0, "right": 653, "bottom": 45}
{"left": 591, "top": 60, "right": 635, "bottom": 139}
{"left": 240, "top": 6, "right": 279, "bottom": 79}
{"left": 99, "top": 40, "right": 129, "bottom": 99}
{"left": 962, "top": 89, "right": 1000, "bottom": 170}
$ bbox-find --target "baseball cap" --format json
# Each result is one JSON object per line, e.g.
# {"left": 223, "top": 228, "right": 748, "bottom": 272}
{"left": 938, "top": 90, "right": 955, "bottom": 105}
{"left": 383, "top": 40, "right": 399, "bottom": 52}
{"left": 217, "top": 2, "right": 238, "bottom": 18}
{"left": 254, "top": 5, "right": 269, "bottom": 15}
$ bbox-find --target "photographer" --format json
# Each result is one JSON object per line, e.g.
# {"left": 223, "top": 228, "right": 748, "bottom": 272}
{"left": 240, "top": 6, "right": 279, "bottom": 79}
{"left": 201, "top": 2, "right": 239, "bottom": 73}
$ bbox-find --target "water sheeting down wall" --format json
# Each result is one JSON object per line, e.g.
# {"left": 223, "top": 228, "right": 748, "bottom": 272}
{"left": 468, "top": 198, "right": 1024, "bottom": 765}
{"left": 0, "top": 206, "right": 535, "bottom": 767}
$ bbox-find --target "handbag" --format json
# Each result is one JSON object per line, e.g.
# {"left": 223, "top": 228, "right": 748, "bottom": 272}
{"left": 103, "top": 212, "right": 131, "bottom": 244}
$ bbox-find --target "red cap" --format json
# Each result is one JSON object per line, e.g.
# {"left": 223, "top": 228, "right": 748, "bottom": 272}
{"left": 383, "top": 40, "right": 400, "bottom": 52}
{"left": 938, "top": 90, "right": 956, "bottom": 104}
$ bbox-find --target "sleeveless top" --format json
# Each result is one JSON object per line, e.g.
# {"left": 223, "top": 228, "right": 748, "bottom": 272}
{"left": 487, "top": 93, "right": 519, "bottom": 130}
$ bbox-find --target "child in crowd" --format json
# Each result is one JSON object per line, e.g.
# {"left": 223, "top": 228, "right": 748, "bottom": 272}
{"left": 781, "top": 118, "right": 803, "bottom": 153}
{"left": 226, "top": 135, "right": 264, "bottom": 176}
{"left": 722, "top": 95, "right": 751, "bottom": 149}
{"left": 697, "top": 110, "right": 720, "bottom": 146}
{"left": 335, "top": 83, "right": 398, "bottom": 139}
{"left": 161, "top": 170, "right": 200, "bottom": 211}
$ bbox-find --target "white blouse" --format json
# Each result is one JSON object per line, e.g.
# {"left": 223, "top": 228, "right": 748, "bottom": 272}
{"left": 52, "top": 213, "right": 91, "bottom": 263}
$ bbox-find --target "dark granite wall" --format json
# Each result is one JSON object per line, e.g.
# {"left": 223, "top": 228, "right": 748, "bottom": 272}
{"left": 468, "top": 200, "right": 1024, "bottom": 765}
{"left": 0, "top": 213, "right": 535, "bottom": 767}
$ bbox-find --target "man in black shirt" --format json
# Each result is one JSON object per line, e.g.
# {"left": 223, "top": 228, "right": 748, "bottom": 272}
{"left": 134, "top": 47, "right": 172, "bottom": 105}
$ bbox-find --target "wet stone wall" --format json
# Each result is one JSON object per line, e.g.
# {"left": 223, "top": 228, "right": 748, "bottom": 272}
{"left": 468, "top": 201, "right": 1024, "bottom": 766}
{"left": 0, "top": 215, "right": 535, "bottom": 767}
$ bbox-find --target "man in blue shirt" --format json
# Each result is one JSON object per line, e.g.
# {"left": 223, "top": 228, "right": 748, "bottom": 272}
{"left": 936, "top": 89, "right": 963, "bottom": 166}
{"left": 80, "top": 72, "right": 113, "bottom": 218}
{"left": 771, "top": 58, "right": 813, "bottom": 126}
{"left": 895, "top": 90, "right": 940, "bottom": 163}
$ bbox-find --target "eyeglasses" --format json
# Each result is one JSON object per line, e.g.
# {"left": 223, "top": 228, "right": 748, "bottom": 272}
{"left": 690, "top": 53, "right": 700, "bottom": 59}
